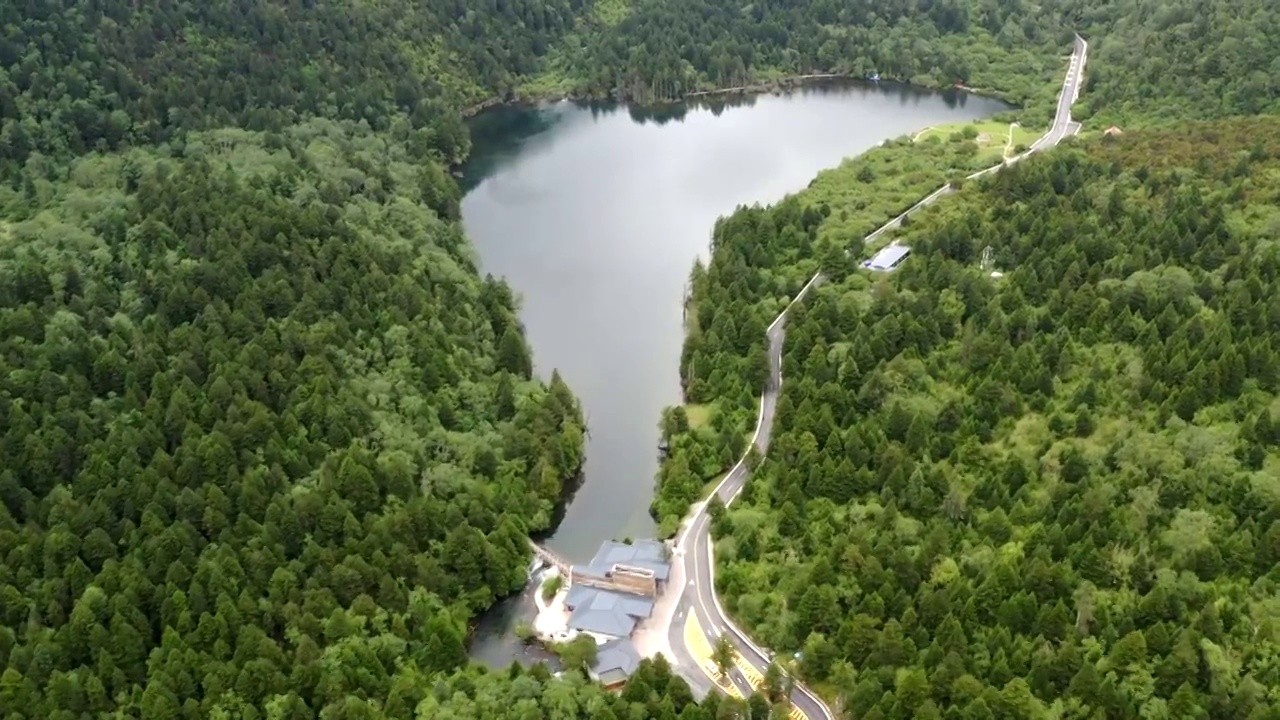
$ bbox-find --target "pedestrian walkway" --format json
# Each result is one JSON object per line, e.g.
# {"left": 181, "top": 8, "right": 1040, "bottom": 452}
{"left": 683, "top": 613, "right": 811, "bottom": 718}
{"left": 632, "top": 541, "right": 686, "bottom": 661}
{"left": 528, "top": 540, "right": 572, "bottom": 576}
{"left": 735, "top": 654, "right": 765, "bottom": 689}
{"left": 532, "top": 568, "right": 572, "bottom": 640}
{"left": 683, "top": 614, "right": 742, "bottom": 698}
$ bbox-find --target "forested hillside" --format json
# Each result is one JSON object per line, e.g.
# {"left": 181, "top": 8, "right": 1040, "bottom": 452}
{"left": 0, "top": 119, "right": 587, "bottom": 717}
{"left": 0, "top": 0, "right": 590, "bottom": 170}
{"left": 529, "top": 0, "right": 1279, "bottom": 130}
{"left": 701, "top": 118, "right": 1280, "bottom": 715}
{"left": 6, "top": 0, "right": 1280, "bottom": 716}
{"left": 0, "top": 1, "right": 599, "bottom": 716}
{"left": 654, "top": 133, "right": 1008, "bottom": 530}
{"left": 1070, "top": 0, "right": 1280, "bottom": 123}
{"left": 538, "top": 0, "right": 1072, "bottom": 109}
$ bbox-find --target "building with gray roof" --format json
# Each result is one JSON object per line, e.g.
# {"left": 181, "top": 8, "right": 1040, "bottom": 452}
{"left": 564, "top": 584, "right": 655, "bottom": 638}
{"left": 590, "top": 638, "right": 643, "bottom": 689}
{"left": 563, "top": 538, "right": 671, "bottom": 642}
{"left": 577, "top": 539, "right": 671, "bottom": 581}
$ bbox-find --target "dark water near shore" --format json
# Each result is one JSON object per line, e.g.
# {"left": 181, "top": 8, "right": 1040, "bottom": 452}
{"left": 460, "top": 80, "right": 1008, "bottom": 667}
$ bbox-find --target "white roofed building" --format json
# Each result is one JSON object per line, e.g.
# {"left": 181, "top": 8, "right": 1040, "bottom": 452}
{"left": 863, "top": 243, "right": 911, "bottom": 271}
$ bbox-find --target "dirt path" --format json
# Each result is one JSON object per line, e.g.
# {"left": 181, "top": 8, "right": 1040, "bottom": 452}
{"left": 912, "top": 126, "right": 936, "bottom": 142}
{"left": 1003, "top": 122, "right": 1018, "bottom": 158}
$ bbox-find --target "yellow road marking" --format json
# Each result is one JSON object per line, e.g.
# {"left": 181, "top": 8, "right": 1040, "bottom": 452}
{"left": 682, "top": 613, "right": 810, "bottom": 716}
{"left": 734, "top": 654, "right": 764, "bottom": 689}
{"left": 683, "top": 614, "right": 742, "bottom": 698}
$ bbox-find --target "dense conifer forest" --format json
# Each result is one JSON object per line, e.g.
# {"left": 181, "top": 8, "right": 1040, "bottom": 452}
{"left": 531, "top": 0, "right": 1071, "bottom": 110}
{"left": 0, "top": 0, "right": 590, "bottom": 171}
{"left": 1070, "top": 0, "right": 1280, "bottom": 123}
{"left": 681, "top": 114, "right": 1280, "bottom": 715}
{"left": 1, "top": 2, "right": 594, "bottom": 716}
{"left": 0, "top": 118, "right": 589, "bottom": 717}
{"left": 5, "top": 0, "right": 1280, "bottom": 716}
{"left": 532, "top": 0, "right": 1279, "bottom": 125}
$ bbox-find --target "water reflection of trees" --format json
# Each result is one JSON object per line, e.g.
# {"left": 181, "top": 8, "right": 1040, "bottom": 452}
{"left": 460, "top": 79, "right": 987, "bottom": 190}
{"left": 588, "top": 79, "right": 973, "bottom": 127}
{"left": 459, "top": 104, "right": 565, "bottom": 192}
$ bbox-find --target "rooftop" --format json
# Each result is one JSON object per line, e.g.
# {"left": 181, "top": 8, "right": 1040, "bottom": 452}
{"left": 564, "top": 584, "right": 655, "bottom": 638}
{"left": 591, "top": 637, "right": 642, "bottom": 683}
{"left": 575, "top": 539, "right": 671, "bottom": 581}
{"left": 864, "top": 243, "right": 911, "bottom": 271}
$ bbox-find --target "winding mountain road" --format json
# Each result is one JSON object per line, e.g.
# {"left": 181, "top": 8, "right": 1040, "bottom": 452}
{"left": 665, "top": 34, "right": 1089, "bottom": 718}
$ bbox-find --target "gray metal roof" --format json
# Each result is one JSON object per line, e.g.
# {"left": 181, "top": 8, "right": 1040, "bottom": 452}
{"left": 564, "top": 585, "right": 655, "bottom": 637}
{"left": 578, "top": 539, "right": 670, "bottom": 581}
{"left": 592, "top": 638, "right": 642, "bottom": 678}
{"left": 597, "top": 668, "right": 630, "bottom": 686}
{"left": 866, "top": 243, "right": 911, "bottom": 270}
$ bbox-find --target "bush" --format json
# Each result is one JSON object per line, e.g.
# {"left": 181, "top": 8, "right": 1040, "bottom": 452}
{"left": 554, "top": 635, "right": 599, "bottom": 671}
{"left": 541, "top": 574, "right": 563, "bottom": 601}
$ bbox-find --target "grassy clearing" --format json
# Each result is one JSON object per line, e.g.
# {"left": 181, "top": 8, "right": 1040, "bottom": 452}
{"left": 798, "top": 135, "right": 995, "bottom": 258}
{"left": 684, "top": 403, "right": 714, "bottom": 429}
{"left": 516, "top": 59, "right": 580, "bottom": 99}
{"left": 915, "top": 119, "right": 1040, "bottom": 162}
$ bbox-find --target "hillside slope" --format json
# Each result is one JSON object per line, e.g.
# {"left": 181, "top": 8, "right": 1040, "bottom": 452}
{"left": 0, "top": 3, "right": 596, "bottom": 717}
{"left": 530, "top": 0, "right": 1280, "bottom": 130}
{"left": 1065, "top": 0, "right": 1280, "bottom": 123}
{"left": 713, "top": 117, "right": 1280, "bottom": 715}
{"left": 0, "top": 116, "right": 593, "bottom": 718}
{"left": 0, "top": 0, "right": 591, "bottom": 169}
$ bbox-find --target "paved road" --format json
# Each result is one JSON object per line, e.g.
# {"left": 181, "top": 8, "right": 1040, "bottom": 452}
{"left": 666, "top": 34, "right": 1088, "bottom": 719}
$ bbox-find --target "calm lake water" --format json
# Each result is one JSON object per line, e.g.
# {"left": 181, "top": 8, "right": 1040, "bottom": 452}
{"left": 460, "top": 80, "right": 1008, "bottom": 667}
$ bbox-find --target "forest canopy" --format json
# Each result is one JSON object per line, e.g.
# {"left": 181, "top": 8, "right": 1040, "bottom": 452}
{"left": 692, "top": 116, "right": 1280, "bottom": 716}
{"left": 0, "top": 118, "right": 588, "bottom": 718}
{"left": 5, "top": 0, "right": 1280, "bottom": 717}
{"left": 0, "top": 0, "right": 596, "bottom": 712}
{"left": 0, "top": 0, "right": 591, "bottom": 170}
{"left": 525, "top": 0, "right": 1280, "bottom": 129}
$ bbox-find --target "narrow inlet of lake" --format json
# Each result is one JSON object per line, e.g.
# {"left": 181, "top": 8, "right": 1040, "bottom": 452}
{"left": 460, "top": 83, "right": 1009, "bottom": 665}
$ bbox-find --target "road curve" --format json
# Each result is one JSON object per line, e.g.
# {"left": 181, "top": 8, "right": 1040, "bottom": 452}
{"left": 667, "top": 34, "right": 1088, "bottom": 719}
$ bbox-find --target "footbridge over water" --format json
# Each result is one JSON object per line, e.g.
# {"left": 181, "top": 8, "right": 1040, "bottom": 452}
{"left": 528, "top": 540, "right": 572, "bottom": 576}
{"left": 528, "top": 538, "right": 669, "bottom": 598}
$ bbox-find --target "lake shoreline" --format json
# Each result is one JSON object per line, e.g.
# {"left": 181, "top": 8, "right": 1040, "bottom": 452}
{"left": 462, "top": 72, "right": 1022, "bottom": 120}
{"left": 459, "top": 82, "right": 1012, "bottom": 667}
{"left": 453, "top": 74, "right": 1020, "bottom": 180}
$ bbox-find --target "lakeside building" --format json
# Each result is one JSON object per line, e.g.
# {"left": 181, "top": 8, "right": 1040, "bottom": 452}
{"left": 591, "top": 638, "right": 643, "bottom": 689}
{"left": 565, "top": 539, "right": 670, "bottom": 641}
{"left": 559, "top": 539, "right": 671, "bottom": 687}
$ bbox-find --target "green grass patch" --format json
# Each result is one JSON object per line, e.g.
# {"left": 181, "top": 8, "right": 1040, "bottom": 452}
{"left": 916, "top": 119, "right": 1041, "bottom": 162}
{"left": 541, "top": 574, "right": 563, "bottom": 601}
{"left": 685, "top": 403, "right": 714, "bottom": 429}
